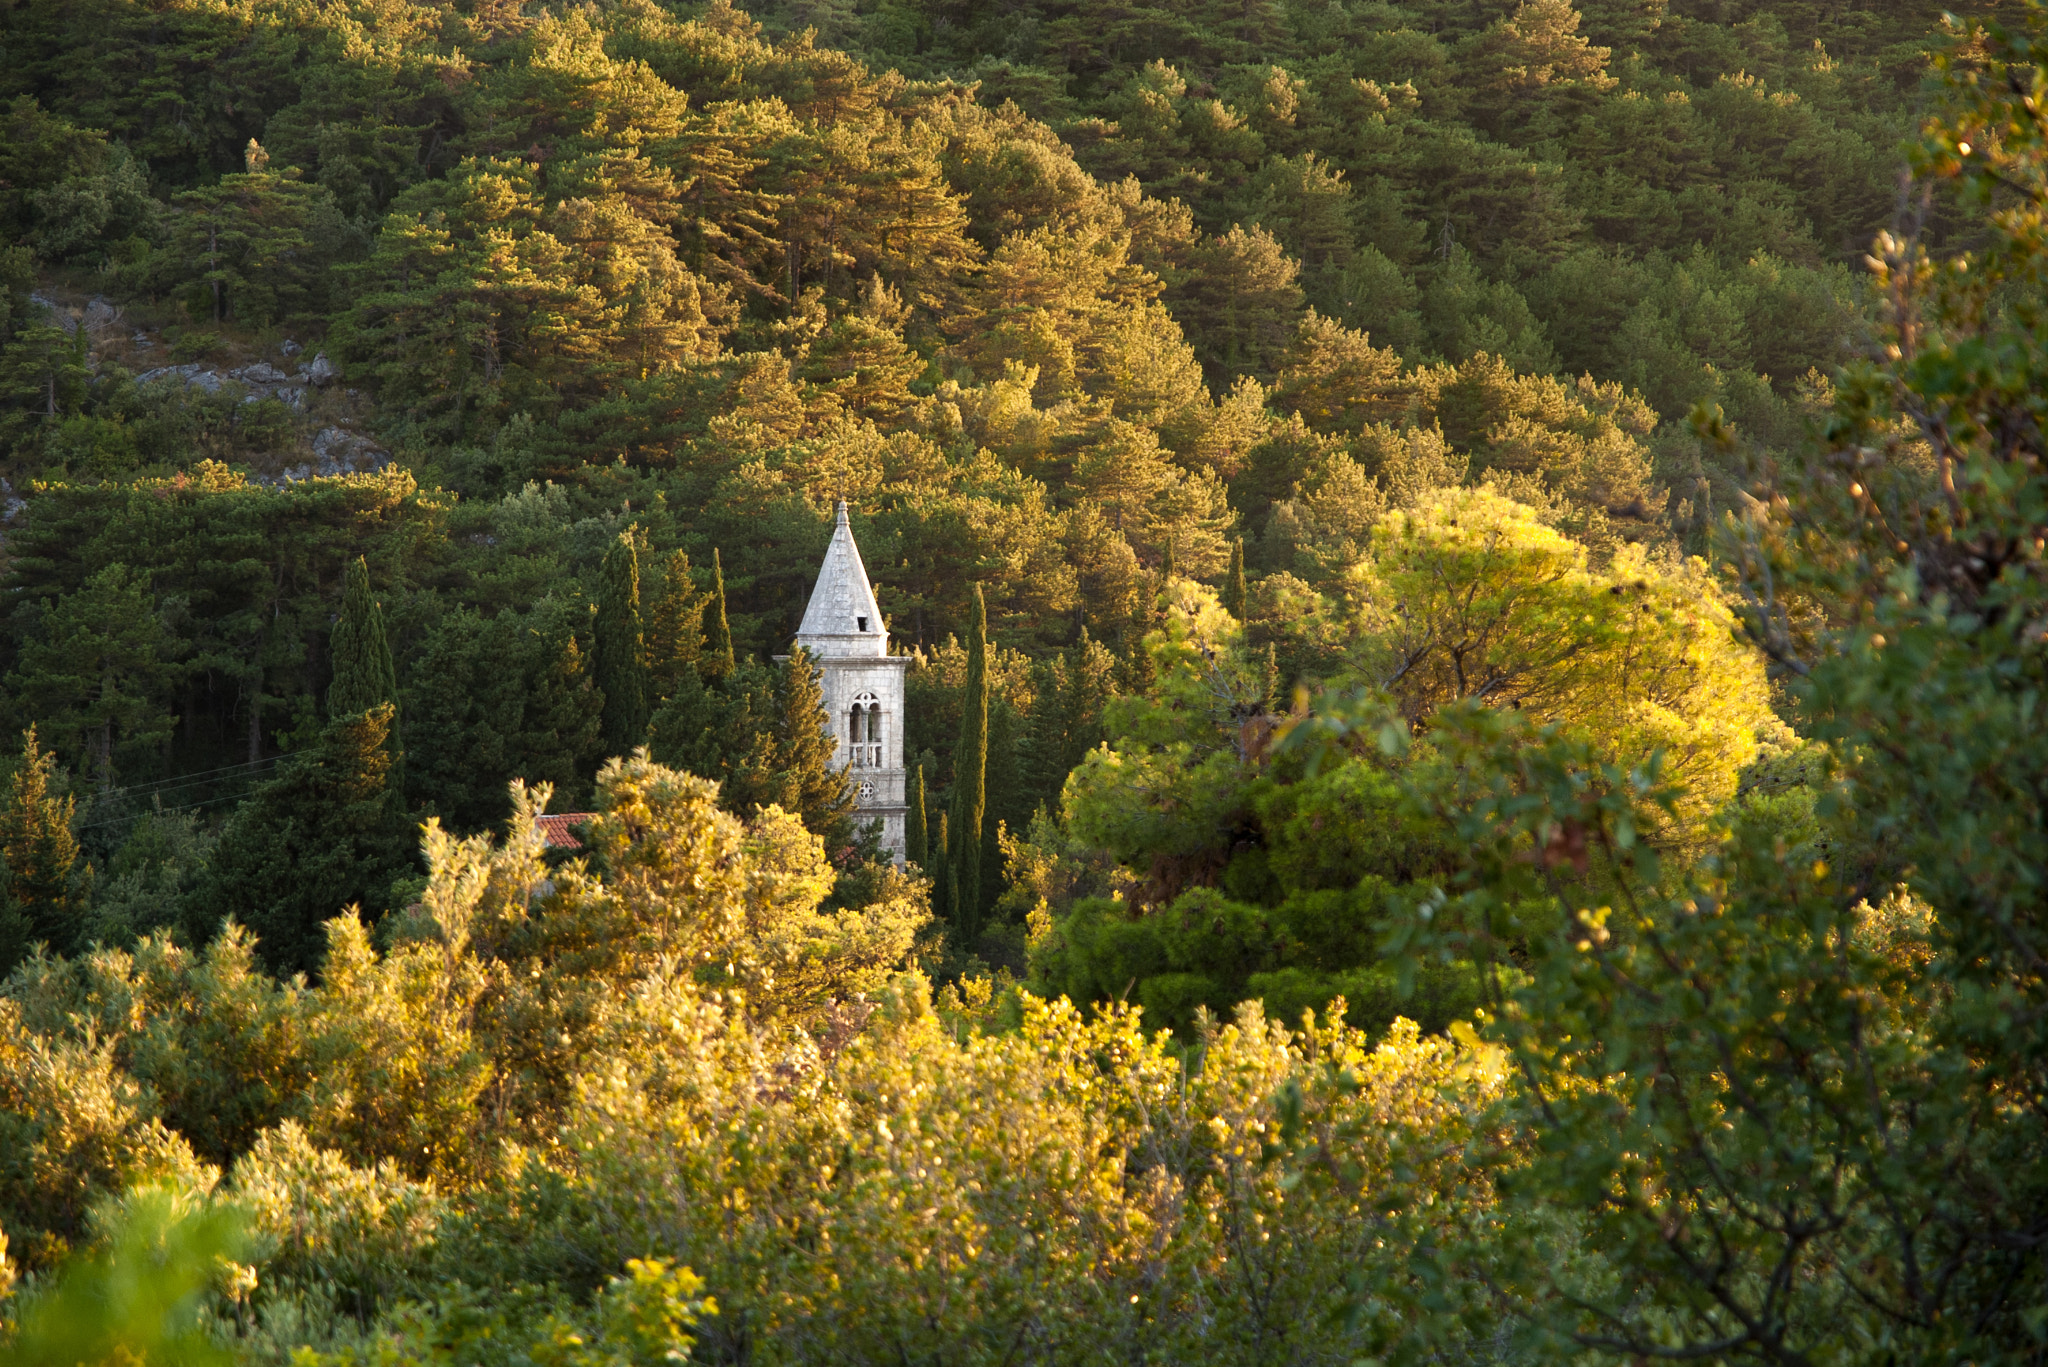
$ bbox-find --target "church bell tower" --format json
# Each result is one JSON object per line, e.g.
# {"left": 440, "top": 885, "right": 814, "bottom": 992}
{"left": 793, "top": 502, "right": 909, "bottom": 861}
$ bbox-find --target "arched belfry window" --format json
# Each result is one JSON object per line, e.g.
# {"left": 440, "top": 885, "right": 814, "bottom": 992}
{"left": 849, "top": 692, "right": 882, "bottom": 770}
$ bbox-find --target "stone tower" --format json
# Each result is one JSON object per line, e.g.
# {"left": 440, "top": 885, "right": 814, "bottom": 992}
{"left": 793, "top": 502, "right": 909, "bottom": 860}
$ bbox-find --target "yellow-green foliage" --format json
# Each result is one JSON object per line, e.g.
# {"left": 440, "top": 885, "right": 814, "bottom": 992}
{"left": 461, "top": 992, "right": 1503, "bottom": 1365}
{"left": 1352, "top": 486, "right": 1774, "bottom": 832}
{"left": 0, "top": 998, "right": 211, "bottom": 1268}
{"left": 2, "top": 1183, "right": 248, "bottom": 1367}
{"left": 230, "top": 1122, "right": 439, "bottom": 1317}
{"left": 0, "top": 753, "right": 1505, "bottom": 1363}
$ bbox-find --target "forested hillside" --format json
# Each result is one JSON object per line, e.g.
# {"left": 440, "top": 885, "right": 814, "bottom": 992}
{"left": 0, "top": 0, "right": 1958, "bottom": 955}
{"left": 2, "top": 0, "right": 2045, "bottom": 1362}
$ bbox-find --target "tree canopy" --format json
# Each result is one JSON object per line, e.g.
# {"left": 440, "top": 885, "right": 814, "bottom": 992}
{"left": 0, "top": 0, "right": 2039, "bottom": 1361}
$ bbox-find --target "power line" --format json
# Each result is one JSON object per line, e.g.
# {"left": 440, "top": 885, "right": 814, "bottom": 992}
{"left": 80, "top": 787, "right": 260, "bottom": 831}
{"left": 88, "top": 757, "right": 283, "bottom": 806}
{"left": 79, "top": 756, "right": 288, "bottom": 831}
{"left": 98, "top": 753, "right": 283, "bottom": 794}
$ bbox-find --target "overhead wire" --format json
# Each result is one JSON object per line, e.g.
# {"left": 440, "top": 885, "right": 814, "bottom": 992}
{"left": 89, "top": 757, "right": 283, "bottom": 806}
{"left": 97, "top": 754, "right": 283, "bottom": 793}
{"left": 78, "top": 755, "right": 288, "bottom": 830}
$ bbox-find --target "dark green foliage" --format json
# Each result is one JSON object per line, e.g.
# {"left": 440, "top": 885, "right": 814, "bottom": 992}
{"left": 0, "top": 727, "right": 79, "bottom": 971}
{"left": 906, "top": 763, "right": 928, "bottom": 867}
{"left": 646, "top": 660, "right": 771, "bottom": 805}
{"left": 0, "top": 96, "right": 156, "bottom": 266}
{"left": 1, "top": 470, "right": 439, "bottom": 774}
{"left": 327, "top": 557, "right": 394, "bottom": 721}
{"left": 701, "top": 548, "right": 735, "bottom": 684}
{"left": 594, "top": 534, "right": 650, "bottom": 760}
{"left": 738, "top": 648, "right": 859, "bottom": 849}
{"left": 159, "top": 142, "right": 347, "bottom": 327}
{"left": 0, "top": 3, "right": 2027, "bottom": 1360}
{"left": 950, "top": 586, "right": 989, "bottom": 939}
{"left": 1031, "top": 751, "right": 1470, "bottom": 1038}
{"left": 649, "top": 647, "right": 856, "bottom": 848}
{"left": 80, "top": 806, "right": 216, "bottom": 949}
{"left": 403, "top": 601, "right": 605, "bottom": 832}
{"left": 644, "top": 549, "right": 704, "bottom": 704}
{"left": 9, "top": 564, "right": 172, "bottom": 781}
{"left": 194, "top": 704, "right": 413, "bottom": 978}
{"left": 1020, "top": 632, "right": 1117, "bottom": 812}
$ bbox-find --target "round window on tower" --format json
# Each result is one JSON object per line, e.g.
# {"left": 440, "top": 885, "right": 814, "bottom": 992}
{"left": 858, "top": 781, "right": 875, "bottom": 800}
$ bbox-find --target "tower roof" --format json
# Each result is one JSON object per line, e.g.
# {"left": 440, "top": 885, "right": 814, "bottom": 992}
{"left": 795, "top": 502, "right": 887, "bottom": 657}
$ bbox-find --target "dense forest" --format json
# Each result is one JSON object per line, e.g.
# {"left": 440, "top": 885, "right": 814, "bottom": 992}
{"left": 0, "top": 0, "right": 2044, "bottom": 1361}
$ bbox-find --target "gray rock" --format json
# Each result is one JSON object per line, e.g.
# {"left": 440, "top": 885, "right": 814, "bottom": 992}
{"left": 188, "top": 370, "right": 224, "bottom": 395}
{"left": 232, "top": 362, "right": 289, "bottom": 385}
{"left": 135, "top": 363, "right": 205, "bottom": 386}
{"left": 278, "top": 387, "right": 306, "bottom": 410}
{"left": 28, "top": 292, "right": 74, "bottom": 333}
{"left": 308, "top": 426, "right": 390, "bottom": 476}
{"left": 305, "top": 352, "right": 339, "bottom": 386}
{"left": 81, "top": 297, "right": 120, "bottom": 332}
{"left": 279, "top": 339, "right": 302, "bottom": 357}
{"left": 132, "top": 331, "right": 155, "bottom": 349}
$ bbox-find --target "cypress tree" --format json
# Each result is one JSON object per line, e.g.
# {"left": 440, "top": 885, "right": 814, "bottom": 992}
{"left": 643, "top": 549, "right": 704, "bottom": 703}
{"left": 934, "top": 809, "right": 951, "bottom": 917}
{"left": 328, "top": 556, "right": 395, "bottom": 719}
{"left": 950, "top": 584, "right": 989, "bottom": 940}
{"left": 595, "top": 533, "right": 650, "bottom": 756}
{"left": 1225, "top": 537, "right": 1247, "bottom": 621}
{"left": 700, "top": 548, "right": 735, "bottom": 683}
{"left": 0, "top": 727, "right": 79, "bottom": 971}
{"left": 906, "top": 762, "right": 928, "bottom": 866}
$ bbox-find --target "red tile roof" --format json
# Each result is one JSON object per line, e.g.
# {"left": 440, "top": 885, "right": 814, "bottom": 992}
{"left": 535, "top": 813, "right": 596, "bottom": 849}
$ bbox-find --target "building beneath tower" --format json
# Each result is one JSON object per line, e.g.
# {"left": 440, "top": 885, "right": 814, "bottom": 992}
{"left": 791, "top": 502, "right": 909, "bottom": 862}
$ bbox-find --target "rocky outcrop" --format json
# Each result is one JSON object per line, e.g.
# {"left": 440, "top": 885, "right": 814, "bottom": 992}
{"left": 29, "top": 293, "right": 122, "bottom": 336}
{"left": 261, "top": 427, "right": 392, "bottom": 484}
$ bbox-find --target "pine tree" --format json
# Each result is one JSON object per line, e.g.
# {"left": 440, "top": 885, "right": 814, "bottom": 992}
{"left": 192, "top": 703, "right": 412, "bottom": 977}
{"left": 647, "top": 665, "right": 746, "bottom": 786}
{"left": 767, "top": 646, "right": 857, "bottom": 848}
{"left": 1022, "top": 628, "right": 1119, "bottom": 810}
{"left": 10, "top": 562, "right": 172, "bottom": 781}
{"left": 0, "top": 727, "right": 79, "bottom": 971}
{"left": 329, "top": 556, "right": 396, "bottom": 719}
{"left": 950, "top": 585, "right": 989, "bottom": 940}
{"left": 643, "top": 549, "right": 704, "bottom": 703}
{"left": 702, "top": 547, "right": 735, "bottom": 682}
{"left": 906, "top": 762, "right": 928, "bottom": 866}
{"left": 1162, "top": 538, "right": 1177, "bottom": 582}
{"left": 1225, "top": 537, "right": 1248, "bottom": 621}
{"left": 595, "top": 533, "right": 651, "bottom": 757}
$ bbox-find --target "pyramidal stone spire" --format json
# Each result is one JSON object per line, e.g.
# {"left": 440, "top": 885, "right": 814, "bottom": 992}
{"left": 787, "top": 501, "right": 910, "bottom": 862}
{"left": 796, "top": 501, "right": 888, "bottom": 658}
